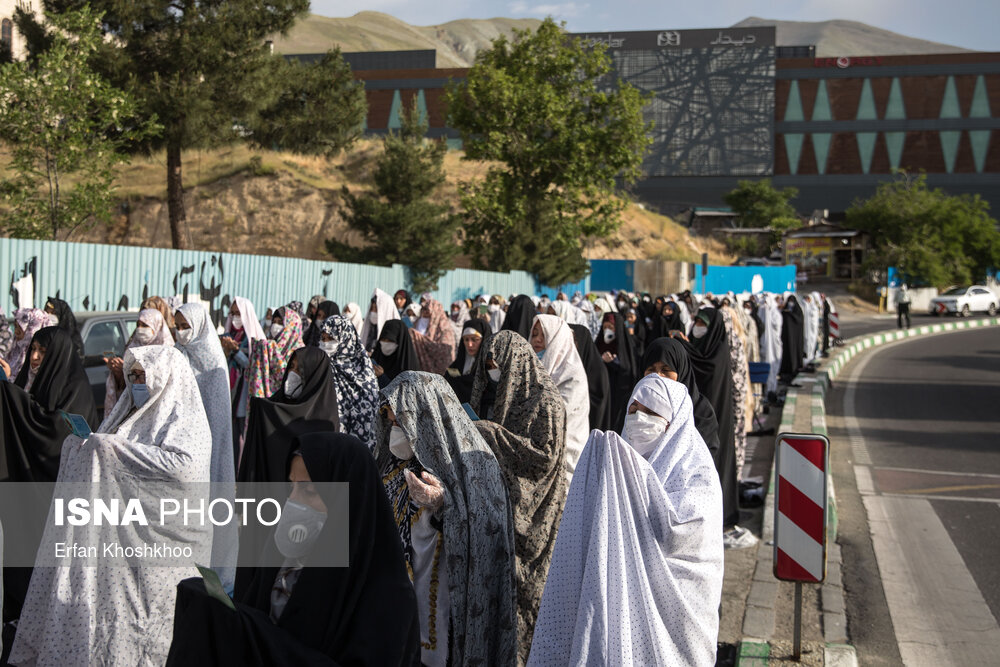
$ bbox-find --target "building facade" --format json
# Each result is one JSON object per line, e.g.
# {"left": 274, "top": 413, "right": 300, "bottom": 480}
{"left": 326, "top": 30, "right": 1000, "bottom": 217}
{"left": 0, "top": 0, "right": 38, "bottom": 60}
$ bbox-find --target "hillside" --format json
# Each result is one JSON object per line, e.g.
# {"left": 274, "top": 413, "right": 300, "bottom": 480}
{"left": 64, "top": 143, "right": 731, "bottom": 266}
{"left": 733, "top": 17, "right": 971, "bottom": 56}
{"left": 271, "top": 12, "right": 542, "bottom": 67}
{"left": 272, "top": 11, "right": 973, "bottom": 66}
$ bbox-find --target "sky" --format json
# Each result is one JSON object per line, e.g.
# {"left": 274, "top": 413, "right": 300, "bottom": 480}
{"left": 309, "top": 0, "right": 1000, "bottom": 52}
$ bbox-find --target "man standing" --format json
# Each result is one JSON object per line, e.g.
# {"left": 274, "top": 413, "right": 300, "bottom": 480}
{"left": 896, "top": 283, "right": 912, "bottom": 329}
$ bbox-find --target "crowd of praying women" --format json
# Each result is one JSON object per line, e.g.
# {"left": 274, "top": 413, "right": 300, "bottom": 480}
{"left": 0, "top": 286, "right": 833, "bottom": 666}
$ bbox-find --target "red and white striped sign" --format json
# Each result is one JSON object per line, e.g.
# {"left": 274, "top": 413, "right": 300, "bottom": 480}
{"left": 773, "top": 434, "right": 829, "bottom": 583}
{"left": 828, "top": 309, "right": 840, "bottom": 341}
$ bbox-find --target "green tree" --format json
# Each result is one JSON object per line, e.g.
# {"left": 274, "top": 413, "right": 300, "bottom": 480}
{"left": 723, "top": 179, "right": 799, "bottom": 227}
{"left": 327, "top": 101, "right": 459, "bottom": 294}
{"left": 0, "top": 7, "right": 159, "bottom": 240}
{"left": 445, "top": 19, "right": 650, "bottom": 286}
{"left": 846, "top": 172, "right": 1000, "bottom": 288}
{"left": 247, "top": 51, "right": 367, "bottom": 158}
{"left": 21, "top": 0, "right": 365, "bottom": 249}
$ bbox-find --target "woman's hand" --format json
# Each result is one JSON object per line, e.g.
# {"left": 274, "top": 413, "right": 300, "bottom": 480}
{"left": 668, "top": 330, "right": 689, "bottom": 342}
{"left": 601, "top": 351, "right": 615, "bottom": 363}
{"left": 220, "top": 337, "right": 238, "bottom": 354}
{"left": 373, "top": 364, "right": 384, "bottom": 377}
{"left": 404, "top": 469, "right": 445, "bottom": 512}
{"left": 0, "top": 358, "right": 11, "bottom": 379}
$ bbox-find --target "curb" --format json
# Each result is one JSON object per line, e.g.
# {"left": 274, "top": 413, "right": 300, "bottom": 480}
{"left": 736, "top": 315, "right": 999, "bottom": 665}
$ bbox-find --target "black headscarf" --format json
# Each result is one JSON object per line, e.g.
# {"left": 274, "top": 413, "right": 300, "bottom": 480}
{"left": 639, "top": 337, "right": 720, "bottom": 460}
{"left": 500, "top": 294, "right": 536, "bottom": 340}
{"left": 780, "top": 295, "right": 805, "bottom": 380}
{"left": 44, "top": 297, "right": 84, "bottom": 359}
{"left": 569, "top": 323, "right": 611, "bottom": 431}
{"left": 680, "top": 308, "right": 739, "bottom": 527}
{"left": 446, "top": 318, "right": 492, "bottom": 405}
{"left": 653, "top": 301, "right": 685, "bottom": 339}
{"left": 303, "top": 301, "right": 340, "bottom": 347}
{"left": 238, "top": 346, "right": 341, "bottom": 485}
{"left": 594, "top": 313, "right": 638, "bottom": 433}
{"left": 167, "top": 433, "right": 421, "bottom": 666}
{"left": 2, "top": 327, "right": 97, "bottom": 482}
{"left": 371, "top": 320, "right": 420, "bottom": 389}
{"left": 1, "top": 327, "right": 97, "bottom": 620}
{"left": 747, "top": 299, "right": 765, "bottom": 341}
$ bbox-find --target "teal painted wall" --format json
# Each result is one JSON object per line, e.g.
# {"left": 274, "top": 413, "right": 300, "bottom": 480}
{"left": 1, "top": 238, "right": 588, "bottom": 325}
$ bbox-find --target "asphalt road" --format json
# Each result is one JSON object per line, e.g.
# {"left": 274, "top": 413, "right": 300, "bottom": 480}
{"left": 826, "top": 327, "right": 1000, "bottom": 666}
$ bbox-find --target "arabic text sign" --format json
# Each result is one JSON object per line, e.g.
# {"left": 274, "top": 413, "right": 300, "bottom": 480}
{"left": 774, "top": 434, "right": 829, "bottom": 583}
{"left": 571, "top": 27, "right": 775, "bottom": 51}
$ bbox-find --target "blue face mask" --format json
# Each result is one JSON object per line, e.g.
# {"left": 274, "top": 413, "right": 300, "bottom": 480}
{"left": 536, "top": 349, "right": 546, "bottom": 361}
{"left": 132, "top": 383, "right": 150, "bottom": 408}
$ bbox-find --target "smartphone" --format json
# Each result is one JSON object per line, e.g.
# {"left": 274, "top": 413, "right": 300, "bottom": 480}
{"left": 478, "top": 305, "right": 489, "bottom": 316}
{"left": 461, "top": 402, "right": 479, "bottom": 421}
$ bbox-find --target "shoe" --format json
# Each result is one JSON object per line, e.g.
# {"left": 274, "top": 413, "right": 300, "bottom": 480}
{"left": 723, "top": 525, "right": 759, "bottom": 550}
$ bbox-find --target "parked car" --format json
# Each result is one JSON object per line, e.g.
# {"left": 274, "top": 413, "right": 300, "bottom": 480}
{"left": 928, "top": 286, "right": 999, "bottom": 317}
{"left": 78, "top": 311, "right": 139, "bottom": 418}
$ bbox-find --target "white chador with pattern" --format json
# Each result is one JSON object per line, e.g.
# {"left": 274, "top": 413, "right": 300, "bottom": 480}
{"left": 533, "top": 314, "right": 591, "bottom": 482}
{"left": 10, "top": 345, "right": 213, "bottom": 667}
{"left": 528, "top": 375, "right": 724, "bottom": 666}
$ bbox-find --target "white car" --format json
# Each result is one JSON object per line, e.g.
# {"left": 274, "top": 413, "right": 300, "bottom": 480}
{"left": 929, "top": 285, "right": 999, "bottom": 317}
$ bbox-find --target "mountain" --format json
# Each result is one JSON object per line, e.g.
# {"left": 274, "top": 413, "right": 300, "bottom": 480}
{"left": 273, "top": 12, "right": 974, "bottom": 65}
{"left": 733, "top": 17, "right": 972, "bottom": 56}
{"left": 270, "top": 11, "right": 542, "bottom": 67}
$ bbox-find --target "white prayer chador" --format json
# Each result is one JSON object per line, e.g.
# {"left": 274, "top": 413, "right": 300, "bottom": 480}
{"left": 802, "top": 294, "right": 819, "bottom": 364}
{"left": 759, "top": 294, "right": 783, "bottom": 394}
{"left": 533, "top": 314, "right": 591, "bottom": 481}
{"left": 528, "top": 376, "right": 723, "bottom": 667}
{"left": 176, "top": 302, "right": 238, "bottom": 591}
{"left": 360, "top": 287, "right": 400, "bottom": 349}
{"left": 10, "top": 346, "right": 213, "bottom": 667}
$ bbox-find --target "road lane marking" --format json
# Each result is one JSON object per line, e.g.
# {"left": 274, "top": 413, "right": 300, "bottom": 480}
{"left": 896, "top": 483, "right": 1000, "bottom": 495}
{"left": 872, "top": 466, "right": 1000, "bottom": 480}
{"left": 865, "top": 495, "right": 1000, "bottom": 665}
{"left": 882, "top": 493, "right": 1000, "bottom": 504}
{"left": 854, "top": 465, "right": 874, "bottom": 495}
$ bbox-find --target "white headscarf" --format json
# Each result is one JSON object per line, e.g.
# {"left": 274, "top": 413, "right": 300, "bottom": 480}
{"left": 550, "top": 299, "right": 585, "bottom": 326}
{"left": 11, "top": 345, "right": 213, "bottom": 666}
{"left": 176, "top": 302, "right": 237, "bottom": 591}
{"left": 360, "top": 288, "right": 400, "bottom": 350}
{"left": 342, "top": 301, "right": 365, "bottom": 336}
{"left": 533, "top": 314, "right": 591, "bottom": 481}
{"left": 759, "top": 293, "right": 783, "bottom": 393}
{"left": 104, "top": 308, "right": 175, "bottom": 416}
{"left": 528, "top": 375, "right": 723, "bottom": 666}
{"left": 225, "top": 296, "right": 267, "bottom": 343}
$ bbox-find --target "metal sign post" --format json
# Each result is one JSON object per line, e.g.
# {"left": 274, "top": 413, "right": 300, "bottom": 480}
{"left": 773, "top": 433, "right": 830, "bottom": 662}
{"left": 701, "top": 253, "right": 708, "bottom": 294}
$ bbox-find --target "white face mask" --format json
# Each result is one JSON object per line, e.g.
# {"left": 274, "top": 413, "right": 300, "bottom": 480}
{"left": 622, "top": 410, "right": 670, "bottom": 458}
{"left": 284, "top": 370, "right": 304, "bottom": 399}
{"left": 603, "top": 329, "right": 616, "bottom": 343}
{"left": 269, "top": 323, "right": 283, "bottom": 339}
{"left": 388, "top": 425, "right": 414, "bottom": 460}
{"left": 487, "top": 368, "right": 501, "bottom": 383}
{"left": 692, "top": 324, "right": 708, "bottom": 339}
{"left": 49, "top": 315, "right": 60, "bottom": 326}
{"left": 380, "top": 341, "right": 398, "bottom": 356}
{"left": 368, "top": 311, "right": 379, "bottom": 324}
{"left": 133, "top": 327, "right": 155, "bottom": 345}
{"left": 231, "top": 316, "right": 243, "bottom": 330}
{"left": 319, "top": 340, "right": 337, "bottom": 355}
{"left": 451, "top": 310, "right": 461, "bottom": 321}
{"left": 176, "top": 329, "right": 194, "bottom": 346}
{"left": 488, "top": 304, "right": 500, "bottom": 313}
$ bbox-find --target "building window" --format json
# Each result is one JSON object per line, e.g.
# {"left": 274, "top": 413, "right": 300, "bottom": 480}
{"left": 1, "top": 18, "right": 12, "bottom": 58}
